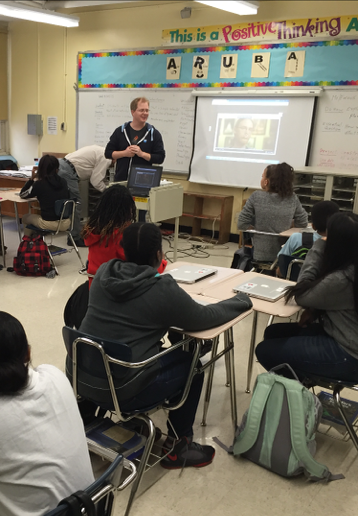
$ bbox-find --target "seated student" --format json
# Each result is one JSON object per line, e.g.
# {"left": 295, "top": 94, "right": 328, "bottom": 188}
{"left": 255, "top": 212, "right": 358, "bottom": 382}
{"left": 79, "top": 222, "right": 252, "bottom": 469}
{"left": 0, "top": 311, "right": 94, "bottom": 516}
{"left": 82, "top": 184, "right": 137, "bottom": 287}
{"left": 237, "top": 162, "right": 308, "bottom": 264}
{"left": 83, "top": 184, "right": 167, "bottom": 287}
{"left": 277, "top": 200, "right": 339, "bottom": 278}
{"left": 20, "top": 155, "right": 70, "bottom": 236}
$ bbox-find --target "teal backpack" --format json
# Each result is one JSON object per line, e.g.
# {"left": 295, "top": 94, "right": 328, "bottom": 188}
{"left": 232, "top": 365, "right": 343, "bottom": 482}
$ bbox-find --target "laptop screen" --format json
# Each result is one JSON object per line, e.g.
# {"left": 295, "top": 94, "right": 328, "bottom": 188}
{"left": 127, "top": 165, "right": 163, "bottom": 192}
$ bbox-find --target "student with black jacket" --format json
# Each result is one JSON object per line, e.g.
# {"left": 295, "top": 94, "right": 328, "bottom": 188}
{"left": 20, "top": 155, "right": 70, "bottom": 236}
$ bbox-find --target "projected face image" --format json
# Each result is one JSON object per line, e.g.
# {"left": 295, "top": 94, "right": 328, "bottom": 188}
{"left": 215, "top": 115, "right": 280, "bottom": 155}
{"left": 232, "top": 118, "right": 254, "bottom": 148}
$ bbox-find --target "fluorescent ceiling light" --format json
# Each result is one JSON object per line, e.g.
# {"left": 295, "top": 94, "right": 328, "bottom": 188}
{"left": 195, "top": 1, "right": 258, "bottom": 16}
{"left": 0, "top": 1, "right": 79, "bottom": 27}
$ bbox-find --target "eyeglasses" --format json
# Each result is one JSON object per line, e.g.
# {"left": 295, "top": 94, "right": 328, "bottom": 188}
{"left": 136, "top": 109, "right": 150, "bottom": 114}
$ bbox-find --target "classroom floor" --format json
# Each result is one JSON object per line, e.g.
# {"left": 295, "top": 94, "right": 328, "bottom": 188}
{"left": 2, "top": 216, "right": 358, "bottom": 516}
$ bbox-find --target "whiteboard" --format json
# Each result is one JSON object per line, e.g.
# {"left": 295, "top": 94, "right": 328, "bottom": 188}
{"left": 77, "top": 89, "right": 195, "bottom": 173}
{"left": 310, "top": 89, "right": 358, "bottom": 171}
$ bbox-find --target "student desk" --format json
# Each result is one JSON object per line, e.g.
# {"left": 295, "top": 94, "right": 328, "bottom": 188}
{"left": 202, "top": 272, "right": 300, "bottom": 393}
{"left": 166, "top": 262, "right": 249, "bottom": 431}
{"left": 0, "top": 189, "right": 36, "bottom": 266}
{"left": 165, "top": 261, "right": 244, "bottom": 295}
{"left": 172, "top": 293, "right": 252, "bottom": 433}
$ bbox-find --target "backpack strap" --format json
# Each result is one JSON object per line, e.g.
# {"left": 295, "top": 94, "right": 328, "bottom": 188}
{"left": 233, "top": 373, "right": 274, "bottom": 456}
{"left": 279, "top": 377, "right": 343, "bottom": 481}
{"left": 301, "top": 232, "right": 314, "bottom": 249}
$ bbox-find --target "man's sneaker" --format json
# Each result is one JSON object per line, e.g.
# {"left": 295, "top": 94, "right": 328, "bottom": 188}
{"left": 67, "top": 236, "right": 86, "bottom": 248}
{"left": 161, "top": 437, "right": 215, "bottom": 469}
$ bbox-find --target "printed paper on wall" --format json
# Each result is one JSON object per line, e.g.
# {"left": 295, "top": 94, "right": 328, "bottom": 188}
{"left": 251, "top": 53, "right": 271, "bottom": 78}
{"left": 192, "top": 55, "right": 209, "bottom": 79}
{"left": 220, "top": 54, "right": 238, "bottom": 79}
{"left": 166, "top": 57, "right": 182, "bottom": 80}
{"left": 284, "top": 50, "right": 306, "bottom": 77}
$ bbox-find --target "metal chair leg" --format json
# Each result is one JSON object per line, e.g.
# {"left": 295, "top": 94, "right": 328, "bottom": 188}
{"left": 201, "top": 336, "right": 220, "bottom": 426}
{"left": 0, "top": 204, "right": 6, "bottom": 268}
{"left": 226, "top": 327, "right": 238, "bottom": 432}
{"left": 124, "top": 414, "right": 156, "bottom": 516}
{"left": 224, "top": 349, "right": 230, "bottom": 387}
{"left": 266, "top": 315, "right": 274, "bottom": 327}
{"left": 68, "top": 232, "right": 85, "bottom": 269}
{"left": 246, "top": 311, "right": 258, "bottom": 393}
{"left": 333, "top": 385, "right": 358, "bottom": 452}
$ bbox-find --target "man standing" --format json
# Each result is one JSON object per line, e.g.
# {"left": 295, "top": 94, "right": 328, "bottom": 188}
{"left": 58, "top": 145, "right": 113, "bottom": 247}
{"left": 105, "top": 97, "right": 165, "bottom": 182}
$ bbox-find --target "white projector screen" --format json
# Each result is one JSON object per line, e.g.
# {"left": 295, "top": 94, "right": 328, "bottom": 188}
{"left": 190, "top": 96, "right": 316, "bottom": 189}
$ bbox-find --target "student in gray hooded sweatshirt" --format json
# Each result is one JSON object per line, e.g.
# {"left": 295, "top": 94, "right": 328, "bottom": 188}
{"left": 256, "top": 212, "right": 358, "bottom": 382}
{"left": 80, "top": 222, "right": 252, "bottom": 470}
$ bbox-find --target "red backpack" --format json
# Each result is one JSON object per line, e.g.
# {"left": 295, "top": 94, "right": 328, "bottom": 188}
{"left": 13, "top": 235, "right": 52, "bottom": 276}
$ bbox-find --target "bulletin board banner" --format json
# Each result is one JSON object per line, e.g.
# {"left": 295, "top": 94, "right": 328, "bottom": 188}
{"left": 162, "top": 15, "right": 358, "bottom": 45}
{"left": 78, "top": 40, "right": 358, "bottom": 89}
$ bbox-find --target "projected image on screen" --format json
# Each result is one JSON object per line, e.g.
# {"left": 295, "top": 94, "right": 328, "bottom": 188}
{"left": 190, "top": 96, "right": 316, "bottom": 189}
{"left": 214, "top": 115, "right": 280, "bottom": 154}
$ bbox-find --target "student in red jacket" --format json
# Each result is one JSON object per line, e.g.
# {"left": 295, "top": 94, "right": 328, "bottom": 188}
{"left": 82, "top": 184, "right": 167, "bottom": 286}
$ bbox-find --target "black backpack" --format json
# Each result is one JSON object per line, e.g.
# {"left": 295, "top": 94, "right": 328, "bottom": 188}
{"left": 0, "top": 159, "right": 18, "bottom": 171}
{"left": 231, "top": 245, "right": 253, "bottom": 272}
{"left": 291, "top": 232, "right": 314, "bottom": 259}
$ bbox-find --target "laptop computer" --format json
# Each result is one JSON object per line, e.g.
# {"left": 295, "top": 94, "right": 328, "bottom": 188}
{"left": 166, "top": 265, "right": 217, "bottom": 284}
{"left": 233, "top": 277, "right": 292, "bottom": 302}
{"left": 127, "top": 164, "right": 163, "bottom": 197}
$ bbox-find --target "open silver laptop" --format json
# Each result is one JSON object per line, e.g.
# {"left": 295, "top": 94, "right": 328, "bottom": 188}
{"left": 233, "top": 277, "right": 292, "bottom": 302}
{"left": 167, "top": 265, "right": 217, "bottom": 284}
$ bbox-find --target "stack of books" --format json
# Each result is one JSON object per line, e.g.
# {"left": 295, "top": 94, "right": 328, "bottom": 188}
{"left": 318, "top": 391, "right": 358, "bottom": 435}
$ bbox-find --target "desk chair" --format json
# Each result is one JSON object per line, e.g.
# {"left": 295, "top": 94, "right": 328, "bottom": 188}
{"left": 305, "top": 375, "right": 358, "bottom": 451}
{"left": 243, "top": 229, "right": 280, "bottom": 274}
{"left": 278, "top": 254, "right": 304, "bottom": 281}
{"left": 26, "top": 199, "right": 85, "bottom": 275}
{"left": 43, "top": 454, "right": 136, "bottom": 516}
{"left": 62, "top": 326, "right": 200, "bottom": 516}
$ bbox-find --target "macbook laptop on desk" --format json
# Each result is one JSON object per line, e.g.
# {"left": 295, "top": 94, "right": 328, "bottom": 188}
{"left": 127, "top": 164, "right": 163, "bottom": 197}
{"left": 233, "top": 277, "right": 292, "bottom": 302}
{"left": 166, "top": 265, "right": 217, "bottom": 284}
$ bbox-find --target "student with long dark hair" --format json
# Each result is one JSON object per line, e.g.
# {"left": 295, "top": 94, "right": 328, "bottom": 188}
{"left": 238, "top": 162, "right": 308, "bottom": 262}
{"left": 82, "top": 184, "right": 137, "bottom": 286}
{"left": 255, "top": 212, "right": 358, "bottom": 381}
{"left": 0, "top": 312, "right": 93, "bottom": 516}
{"left": 20, "top": 154, "right": 70, "bottom": 236}
{"left": 79, "top": 222, "right": 252, "bottom": 470}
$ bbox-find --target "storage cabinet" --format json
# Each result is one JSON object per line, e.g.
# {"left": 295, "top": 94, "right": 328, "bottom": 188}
{"left": 294, "top": 168, "right": 358, "bottom": 220}
{"left": 182, "top": 192, "right": 234, "bottom": 244}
